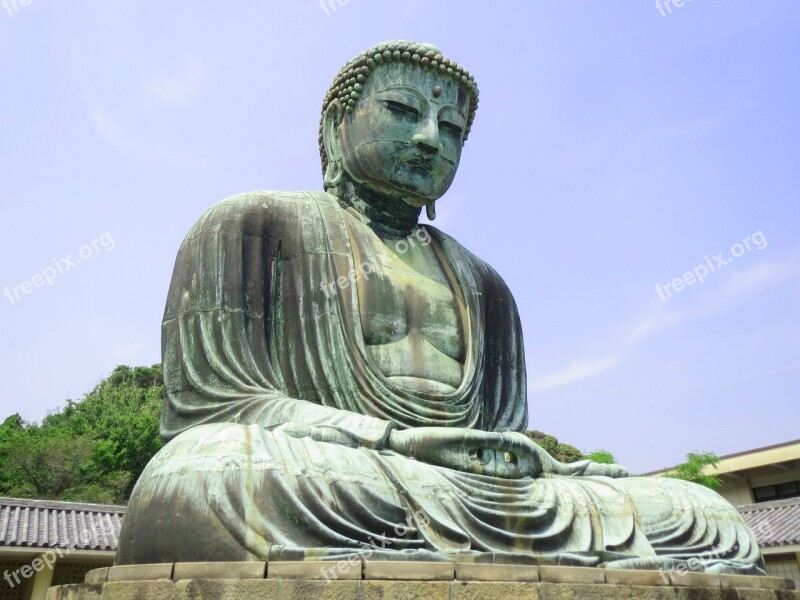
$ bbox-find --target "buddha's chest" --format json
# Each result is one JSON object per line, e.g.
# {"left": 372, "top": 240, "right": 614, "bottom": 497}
{"left": 344, "top": 221, "right": 465, "bottom": 365}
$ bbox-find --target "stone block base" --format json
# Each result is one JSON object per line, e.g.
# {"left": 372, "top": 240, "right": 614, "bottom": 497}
{"left": 47, "top": 580, "right": 800, "bottom": 600}
{"left": 46, "top": 563, "right": 798, "bottom": 600}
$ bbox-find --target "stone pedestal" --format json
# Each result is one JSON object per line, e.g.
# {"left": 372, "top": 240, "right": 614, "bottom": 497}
{"left": 46, "top": 561, "right": 798, "bottom": 600}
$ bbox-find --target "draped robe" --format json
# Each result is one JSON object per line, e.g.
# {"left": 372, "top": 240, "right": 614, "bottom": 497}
{"left": 116, "top": 191, "right": 764, "bottom": 574}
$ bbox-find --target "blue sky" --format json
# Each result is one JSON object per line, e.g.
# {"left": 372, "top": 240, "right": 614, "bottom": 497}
{"left": 1, "top": 1, "right": 797, "bottom": 474}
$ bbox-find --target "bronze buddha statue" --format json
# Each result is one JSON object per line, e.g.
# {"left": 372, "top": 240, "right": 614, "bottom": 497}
{"left": 116, "top": 41, "right": 764, "bottom": 576}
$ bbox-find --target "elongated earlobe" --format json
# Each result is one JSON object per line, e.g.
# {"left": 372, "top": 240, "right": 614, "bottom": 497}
{"left": 324, "top": 159, "right": 344, "bottom": 188}
{"left": 426, "top": 201, "right": 436, "bottom": 221}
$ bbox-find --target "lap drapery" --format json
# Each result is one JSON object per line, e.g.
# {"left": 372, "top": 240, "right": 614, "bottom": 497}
{"left": 117, "top": 423, "right": 764, "bottom": 575}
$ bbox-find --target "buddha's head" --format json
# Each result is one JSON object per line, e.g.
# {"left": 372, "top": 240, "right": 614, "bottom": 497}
{"left": 320, "top": 41, "right": 479, "bottom": 210}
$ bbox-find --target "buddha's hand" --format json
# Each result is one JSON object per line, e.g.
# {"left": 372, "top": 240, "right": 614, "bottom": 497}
{"left": 494, "top": 432, "right": 629, "bottom": 478}
{"left": 457, "top": 432, "right": 630, "bottom": 479}
{"left": 556, "top": 460, "right": 630, "bottom": 478}
{"left": 269, "top": 422, "right": 360, "bottom": 448}
{"left": 387, "top": 427, "right": 542, "bottom": 479}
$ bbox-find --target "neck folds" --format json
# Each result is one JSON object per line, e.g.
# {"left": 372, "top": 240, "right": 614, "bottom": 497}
{"left": 338, "top": 180, "right": 422, "bottom": 236}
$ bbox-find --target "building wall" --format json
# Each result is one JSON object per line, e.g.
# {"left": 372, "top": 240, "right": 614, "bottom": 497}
{"left": 714, "top": 441, "right": 800, "bottom": 476}
{"left": 51, "top": 563, "right": 109, "bottom": 588}
{"left": 748, "top": 469, "right": 800, "bottom": 503}
{"left": 0, "top": 555, "right": 113, "bottom": 600}
{"left": 717, "top": 458, "right": 800, "bottom": 507}
{"left": 718, "top": 476, "right": 753, "bottom": 506}
{"left": 765, "top": 554, "right": 800, "bottom": 590}
{"left": 714, "top": 450, "right": 800, "bottom": 588}
{"left": 0, "top": 560, "right": 29, "bottom": 600}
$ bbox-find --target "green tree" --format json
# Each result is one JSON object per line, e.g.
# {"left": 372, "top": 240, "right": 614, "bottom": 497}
{"left": 522, "top": 432, "right": 623, "bottom": 466}
{"left": 3, "top": 428, "right": 130, "bottom": 502}
{"left": 0, "top": 365, "right": 164, "bottom": 504}
{"left": 52, "top": 364, "right": 164, "bottom": 499}
{"left": 586, "top": 449, "right": 616, "bottom": 464}
{"left": 523, "top": 430, "right": 585, "bottom": 463}
{"left": 65, "top": 387, "right": 162, "bottom": 499}
{"left": 662, "top": 451, "right": 722, "bottom": 490}
{"left": 0, "top": 414, "right": 28, "bottom": 493}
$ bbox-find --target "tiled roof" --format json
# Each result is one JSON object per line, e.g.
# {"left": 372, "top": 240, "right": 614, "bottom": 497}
{"left": 738, "top": 496, "right": 800, "bottom": 548}
{"left": 0, "top": 497, "right": 125, "bottom": 551}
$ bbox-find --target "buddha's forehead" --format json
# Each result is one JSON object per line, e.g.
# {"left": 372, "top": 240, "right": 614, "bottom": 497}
{"left": 361, "top": 62, "right": 470, "bottom": 112}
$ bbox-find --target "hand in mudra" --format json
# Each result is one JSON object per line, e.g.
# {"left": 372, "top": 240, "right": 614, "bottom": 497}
{"left": 387, "top": 427, "right": 543, "bottom": 479}
{"left": 558, "top": 460, "right": 630, "bottom": 478}
{"left": 270, "top": 422, "right": 360, "bottom": 448}
{"left": 491, "top": 432, "right": 630, "bottom": 478}
{"left": 388, "top": 428, "right": 630, "bottom": 480}
{"left": 272, "top": 423, "right": 629, "bottom": 480}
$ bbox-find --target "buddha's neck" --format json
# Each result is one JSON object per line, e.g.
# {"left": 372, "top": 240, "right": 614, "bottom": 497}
{"left": 339, "top": 180, "right": 421, "bottom": 236}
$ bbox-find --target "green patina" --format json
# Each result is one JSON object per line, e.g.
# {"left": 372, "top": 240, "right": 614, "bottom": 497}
{"left": 115, "top": 41, "right": 766, "bottom": 577}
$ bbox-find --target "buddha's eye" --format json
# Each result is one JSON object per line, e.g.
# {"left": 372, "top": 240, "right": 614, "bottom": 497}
{"left": 439, "top": 121, "right": 464, "bottom": 137}
{"left": 384, "top": 100, "right": 419, "bottom": 119}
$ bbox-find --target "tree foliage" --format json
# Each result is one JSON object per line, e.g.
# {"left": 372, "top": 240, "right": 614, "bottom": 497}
{"left": 523, "top": 430, "right": 587, "bottom": 463}
{"left": 0, "top": 365, "right": 164, "bottom": 504}
{"left": 662, "top": 451, "right": 722, "bottom": 490}
{"left": 521, "top": 433, "right": 620, "bottom": 466}
{"left": 585, "top": 450, "right": 616, "bottom": 465}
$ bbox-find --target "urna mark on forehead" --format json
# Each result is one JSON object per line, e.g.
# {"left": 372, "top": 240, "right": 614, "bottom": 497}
{"left": 318, "top": 40, "right": 479, "bottom": 175}
{"left": 357, "top": 62, "right": 470, "bottom": 117}
{"left": 324, "top": 40, "right": 478, "bottom": 118}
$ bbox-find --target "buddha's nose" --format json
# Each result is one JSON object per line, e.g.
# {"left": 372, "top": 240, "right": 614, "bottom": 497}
{"left": 412, "top": 117, "right": 443, "bottom": 154}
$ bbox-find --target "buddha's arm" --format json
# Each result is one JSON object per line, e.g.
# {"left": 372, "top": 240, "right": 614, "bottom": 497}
{"left": 162, "top": 308, "right": 396, "bottom": 447}
{"left": 159, "top": 192, "right": 396, "bottom": 447}
{"left": 162, "top": 320, "right": 401, "bottom": 445}
{"left": 547, "top": 457, "right": 630, "bottom": 478}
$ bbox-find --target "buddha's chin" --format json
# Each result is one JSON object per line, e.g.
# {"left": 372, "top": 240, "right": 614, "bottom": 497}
{"left": 384, "top": 177, "right": 448, "bottom": 207}
{"left": 396, "top": 194, "right": 433, "bottom": 209}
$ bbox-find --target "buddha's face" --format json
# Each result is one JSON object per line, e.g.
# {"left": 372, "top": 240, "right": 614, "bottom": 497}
{"left": 332, "top": 62, "right": 471, "bottom": 206}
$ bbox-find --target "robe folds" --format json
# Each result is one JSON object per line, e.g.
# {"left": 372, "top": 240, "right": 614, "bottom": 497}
{"left": 116, "top": 191, "right": 764, "bottom": 574}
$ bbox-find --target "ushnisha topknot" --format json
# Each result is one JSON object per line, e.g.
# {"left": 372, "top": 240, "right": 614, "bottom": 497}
{"left": 319, "top": 40, "right": 479, "bottom": 175}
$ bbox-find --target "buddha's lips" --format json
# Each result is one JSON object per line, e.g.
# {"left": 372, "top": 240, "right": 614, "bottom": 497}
{"left": 399, "top": 153, "right": 435, "bottom": 170}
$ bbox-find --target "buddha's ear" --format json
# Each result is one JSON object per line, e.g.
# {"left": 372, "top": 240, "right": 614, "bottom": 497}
{"left": 323, "top": 100, "right": 345, "bottom": 189}
{"left": 323, "top": 99, "right": 344, "bottom": 166}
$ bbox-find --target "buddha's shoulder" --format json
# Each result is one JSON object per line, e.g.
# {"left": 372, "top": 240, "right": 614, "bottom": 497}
{"left": 429, "top": 227, "right": 515, "bottom": 299}
{"left": 189, "top": 190, "right": 338, "bottom": 230}
{"left": 429, "top": 227, "right": 502, "bottom": 276}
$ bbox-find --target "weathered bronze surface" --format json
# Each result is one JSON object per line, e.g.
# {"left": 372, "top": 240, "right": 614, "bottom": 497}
{"left": 115, "top": 41, "right": 765, "bottom": 575}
